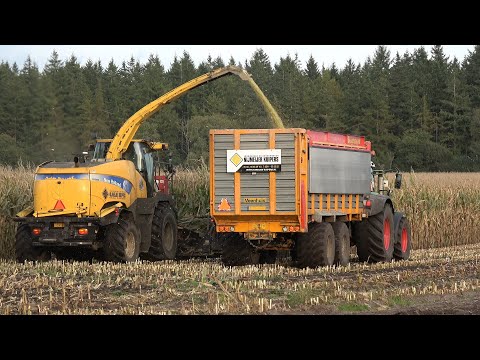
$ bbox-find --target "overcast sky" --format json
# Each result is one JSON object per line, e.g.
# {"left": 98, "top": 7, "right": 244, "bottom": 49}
{"left": 0, "top": 45, "right": 474, "bottom": 71}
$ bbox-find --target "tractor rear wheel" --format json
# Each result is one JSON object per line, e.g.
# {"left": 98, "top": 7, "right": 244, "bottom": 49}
{"left": 356, "top": 205, "right": 394, "bottom": 263}
{"left": 295, "top": 222, "right": 335, "bottom": 268}
{"left": 393, "top": 214, "right": 411, "bottom": 261}
{"left": 15, "top": 224, "right": 50, "bottom": 263}
{"left": 148, "top": 203, "right": 178, "bottom": 260}
{"left": 221, "top": 233, "right": 260, "bottom": 266}
{"left": 332, "top": 222, "right": 350, "bottom": 266}
{"left": 103, "top": 214, "right": 141, "bottom": 262}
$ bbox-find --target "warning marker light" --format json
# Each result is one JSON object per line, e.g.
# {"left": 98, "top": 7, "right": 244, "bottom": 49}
{"left": 217, "top": 198, "right": 231, "bottom": 211}
{"left": 54, "top": 200, "right": 65, "bottom": 210}
{"left": 77, "top": 228, "right": 89, "bottom": 235}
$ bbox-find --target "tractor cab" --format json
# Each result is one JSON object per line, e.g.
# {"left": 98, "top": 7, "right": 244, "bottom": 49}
{"left": 91, "top": 139, "right": 172, "bottom": 197}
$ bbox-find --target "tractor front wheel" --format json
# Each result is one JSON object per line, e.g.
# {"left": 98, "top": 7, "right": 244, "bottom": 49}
{"left": 393, "top": 214, "right": 411, "bottom": 261}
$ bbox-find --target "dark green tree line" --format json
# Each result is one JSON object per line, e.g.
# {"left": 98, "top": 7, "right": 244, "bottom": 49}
{"left": 0, "top": 45, "right": 479, "bottom": 171}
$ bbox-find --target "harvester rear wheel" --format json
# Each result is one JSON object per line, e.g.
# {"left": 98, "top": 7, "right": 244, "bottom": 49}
{"left": 356, "top": 205, "right": 394, "bottom": 263}
{"left": 221, "top": 233, "right": 260, "bottom": 266}
{"left": 393, "top": 215, "right": 411, "bottom": 261}
{"left": 332, "top": 222, "right": 350, "bottom": 266}
{"left": 103, "top": 215, "right": 141, "bottom": 262}
{"left": 295, "top": 222, "right": 335, "bottom": 268}
{"left": 15, "top": 224, "right": 50, "bottom": 263}
{"left": 148, "top": 203, "right": 178, "bottom": 260}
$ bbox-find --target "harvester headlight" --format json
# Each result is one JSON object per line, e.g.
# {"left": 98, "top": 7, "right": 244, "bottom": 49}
{"left": 230, "top": 226, "right": 235, "bottom": 232}
{"left": 282, "top": 226, "right": 288, "bottom": 232}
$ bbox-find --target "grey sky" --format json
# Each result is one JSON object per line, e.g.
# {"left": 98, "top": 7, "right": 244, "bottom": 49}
{"left": 0, "top": 45, "right": 474, "bottom": 71}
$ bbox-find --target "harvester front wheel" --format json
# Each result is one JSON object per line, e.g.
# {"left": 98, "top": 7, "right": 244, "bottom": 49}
{"left": 295, "top": 222, "right": 335, "bottom": 268}
{"left": 332, "top": 222, "right": 350, "bottom": 266}
{"left": 356, "top": 204, "right": 394, "bottom": 263}
{"left": 393, "top": 214, "right": 411, "bottom": 261}
{"left": 15, "top": 224, "right": 50, "bottom": 263}
{"left": 148, "top": 203, "right": 178, "bottom": 260}
{"left": 103, "top": 215, "right": 141, "bottom": 262}
{"left": 221, "top": 233, "right": 260, "bottom": 266}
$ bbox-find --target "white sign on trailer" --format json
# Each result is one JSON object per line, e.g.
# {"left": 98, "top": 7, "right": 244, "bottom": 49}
{"left": 227, "top": 149, "right": 282, "bottom": 173}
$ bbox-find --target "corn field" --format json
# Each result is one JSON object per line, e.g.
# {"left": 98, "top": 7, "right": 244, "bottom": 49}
{"left": 1, "top": 164, "right": 480, "bottom": 259}
{"left": 388, "top": 172, "right": 480, "bottom": 249}
{"left": 1, "top": 244, "right": 479, "bottom": 314}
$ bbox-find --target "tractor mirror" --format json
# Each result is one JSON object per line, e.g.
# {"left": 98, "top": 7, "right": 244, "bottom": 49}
{"left": 87, "top": 144, "right": 95, "bottom": 152}
{"left": 394, "top": 173, "right": 402, "bottom": 189}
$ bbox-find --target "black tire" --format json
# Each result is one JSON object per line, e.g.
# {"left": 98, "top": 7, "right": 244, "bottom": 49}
{"left": 356, "top": 205, "right": 394, "bottom": 263}
{"left": 221, "top": 233, "right": 260, "bottom": 266}
{"left": 393, "top": 215, "right": 411, "bottom": 261}
{"left": 15, "top": 224, "right": 50, "bottom": 263}
{"left": 295, "top": 222, "right": 335, "bottom": 269}
{"left": 332, "top": 222, "right": 350, "bottom": 266}
{"left": 259, "top": 250, "right": 277, "bottom": 264}
{"left": 103, "top": 215, "right": 141, "bottom": 262}
{"left": 147, "top": 203, "right": 178, "bottom": 260}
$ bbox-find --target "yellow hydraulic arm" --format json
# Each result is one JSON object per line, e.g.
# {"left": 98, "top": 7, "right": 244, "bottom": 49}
{"left": 106, "top": 65, "right": 284, "bottom": 161}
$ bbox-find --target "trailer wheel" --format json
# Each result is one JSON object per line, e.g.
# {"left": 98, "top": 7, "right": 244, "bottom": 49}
{"left": 332, "top": 222, "right": 350, "bottom": 266}
{"left": 259, "top": 250, "right": 277, "bottom": 265}
{"left": 103, "top": 215, "right": 141, "bottom": 262}
{"left": 295, "top": 222, "right": 335, "bottom": 268}
{"left": 148, "top": 203, "right": 178, "bottom": 260}
{"left": 393, "top": 215, "right": 411, "bottom": 261}
{"left": 357, "top": 204, "right": 394, "bottom": 263}
{"left": 15, "top": 224, "right": 50, "bottom": 263}
{"left": 221, "top": 233, "right": 260, "bottom": 266}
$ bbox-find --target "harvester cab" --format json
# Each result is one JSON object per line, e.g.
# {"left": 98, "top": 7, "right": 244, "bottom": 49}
{"left": 90, "top": 139, "right": 172, "bottom": 198}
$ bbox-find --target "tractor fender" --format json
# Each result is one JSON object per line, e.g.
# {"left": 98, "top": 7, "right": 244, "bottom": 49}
{"left": 368, "top": 193, "right": 394, "bottom": 217}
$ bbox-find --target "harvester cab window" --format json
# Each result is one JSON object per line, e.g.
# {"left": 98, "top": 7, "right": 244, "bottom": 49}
{"left": 143, "top": 150, "right": 155, "bottom": 196}
{"left": 124, "top": 142, "right": 143, "bottom": 171}
{"left": 124, "top": 142, "right": 155, "bottom": 196}
{"left": 92, "top": 142, "right": 110, "bottom": 162}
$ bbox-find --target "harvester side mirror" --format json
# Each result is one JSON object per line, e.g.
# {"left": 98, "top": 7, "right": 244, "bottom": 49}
{"left": 394, "top": 173, "right": 402, "bottom": 189}
{"left": 88, "top": 144, "right": 95, "bottom": 152}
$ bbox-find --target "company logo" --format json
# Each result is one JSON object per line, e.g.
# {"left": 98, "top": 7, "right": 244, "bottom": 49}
{"left": 102, "top": 188, "right": 109, "bottom": 200}
{"left": 229, "top": 153, "right": 243, "bottom": 167}
{"left": 226, "top": 149, "right": 282, "bottom": 173}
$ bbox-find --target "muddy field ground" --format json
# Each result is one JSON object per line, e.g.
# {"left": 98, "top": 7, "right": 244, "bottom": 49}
{"left": 1, "top": 243, "right": 478, "bottom": 315}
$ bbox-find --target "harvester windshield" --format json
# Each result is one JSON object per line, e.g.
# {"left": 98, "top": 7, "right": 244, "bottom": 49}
{"left": 91, "top": 141, "right": 110, "bottom": 161}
